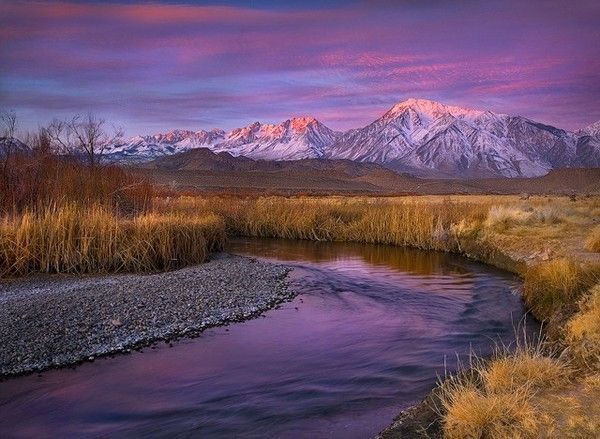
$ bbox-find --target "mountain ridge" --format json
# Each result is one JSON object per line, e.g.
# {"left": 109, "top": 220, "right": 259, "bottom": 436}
{"left": 105, "top": 99, "right": 600, "bottom": 178}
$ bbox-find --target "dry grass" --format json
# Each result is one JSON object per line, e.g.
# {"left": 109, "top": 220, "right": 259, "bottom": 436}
{"left": 585, "top": 226, "right": 600, "bottom": 252}
{"left": 566, "top": 285, "right": 600, "bottom": 370}
{"left": 157, "top": 195, "right": 494, "bottom": 252}
{"left": 523, "top": 258, "right": 600, "bottom": 321}
{"left": 439, "top": 341, "right": 571, "bottom": 439}
{"left": 442, "top": 384, "right": 538, "bottom": 439}
{"left": 482, "top": 351, "right": 569, "bottom": 394}
{"left": 485, "top": 204, "right": 563, "bottom": 231}
{"left": 533, "top": 372, "right": 600, "bottom": 438}
{"left": 0, "top": 204, "right": 225, "bottom": 276}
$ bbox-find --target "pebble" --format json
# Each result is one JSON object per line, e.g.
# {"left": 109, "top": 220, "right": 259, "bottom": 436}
{"left": 0, "top": 254, "right": 293, "bottom": 378}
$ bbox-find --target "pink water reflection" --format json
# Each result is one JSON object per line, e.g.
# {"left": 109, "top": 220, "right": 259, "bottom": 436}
{"left": 0, "top": 239, "right": 536, "bottom": 438}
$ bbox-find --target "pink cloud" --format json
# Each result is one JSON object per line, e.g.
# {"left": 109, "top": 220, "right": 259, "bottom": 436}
{"left": 1, "top": 0, "right": 598, "bottom": 133}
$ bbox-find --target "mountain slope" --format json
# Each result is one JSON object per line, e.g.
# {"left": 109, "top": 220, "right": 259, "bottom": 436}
{"left": 106, "top": 117, "right": 337, "bottom": 162}
{"left": 106, "top": 129, "right": 225, "bottom": 162}
{"left": 141, "top": 148, "right": 600, "bottom": 196}
{"left": 142, "top": 147, "right": 254, "bottom": 172}
{"left": 325, "top": 99, "right": 577, "bottom": 178}
{"left": 574, "top": 121, "right": 600, "bottom": 167}
{"left": 142, "top": 146, "right": 423, "bottom": 194}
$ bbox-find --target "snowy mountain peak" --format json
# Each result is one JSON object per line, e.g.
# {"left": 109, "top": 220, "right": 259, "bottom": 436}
{"left": 152, "top": 129, "right": 195, "bottom": 143}
{"left": 196, "top": 128, "right": 226, "bottom": 136}
{"left": 579, "top": 120, "right": 600, "bottom": 137}
{"left": 287, "top": 116, "right": 319, "bottom": 131}
{"left": 385, "top": 98, "right": 486, "bottom": 121}
{"left": 325, "top": 99, "right": 580, "bottom": 177}
{"left": 211, "top": 116, "right": 337, "bottom": 160}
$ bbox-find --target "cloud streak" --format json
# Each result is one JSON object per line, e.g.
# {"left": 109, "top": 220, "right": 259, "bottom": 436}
{"left": 1, "top": 0, "right": 598, "bottom": 134}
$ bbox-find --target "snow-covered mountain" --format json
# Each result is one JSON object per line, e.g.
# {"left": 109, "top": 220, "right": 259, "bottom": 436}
{"left": 212, "top": 117, "right": 339, "bottom": 160}
{"left": 325, "top": 99, "right": 577, "bottom": 177}
{"left": 106, "top": 117, "right": 337, "bottom": 162}
{"left": 579, "top": 121, "right": 600, "bottom": 137}
{"left": 105, "top": 99, "right": 599, "bottom": 177}
{"left": 107, "top": 129, "right": 225, "bottom": 161}
{"left": 575, "top": 121, "right": 600, "bottom": 168}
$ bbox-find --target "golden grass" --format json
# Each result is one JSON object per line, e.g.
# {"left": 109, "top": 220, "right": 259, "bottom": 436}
{"left": 157, "top": 195, "right": 494, "bottom": 252}
{"left": 483, "top": 352, "right": 569, "bottom": 394}
{"left": 585, "top": 226, "right": 600, "bottom": 252}
{"left": 440, "top": 342, "right": 571, "bottom": 439}
{"left": 442, "top": 384, "right": 538, "bottom": 439}
{"left": 566, "top": 285, "right": 600, "bottom": 370}
{"left": 485, "top": 204, "right": 563, "bottom": 232}
{"left": 523, "top": 259, "right": 600, "bottom": 321}
{"left": 0, "top": 204, "right": 225, "bottom": 276}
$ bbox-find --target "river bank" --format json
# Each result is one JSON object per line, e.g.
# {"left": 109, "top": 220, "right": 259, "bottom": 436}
{"left": 0, "top": 253, "right": 293, "bottom": 378}
{"left": 0, "top": 238, "right": 533, "bottom": 438}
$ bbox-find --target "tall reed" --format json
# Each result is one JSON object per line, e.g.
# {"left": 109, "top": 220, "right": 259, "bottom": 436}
{"left": 0, "top": 204, "right": 225, "bottom": 276}
{"left": 160, "top": 196, "right": 491, "bottom": 252}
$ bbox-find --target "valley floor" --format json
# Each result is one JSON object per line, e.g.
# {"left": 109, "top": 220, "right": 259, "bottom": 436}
{"left": 140, "top": 166, "right": 600, "bottom": 197}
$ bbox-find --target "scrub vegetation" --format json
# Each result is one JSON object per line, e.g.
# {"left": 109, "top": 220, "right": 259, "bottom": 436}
{"left": 0, "top": 113, "right": 225, "bottom": 277}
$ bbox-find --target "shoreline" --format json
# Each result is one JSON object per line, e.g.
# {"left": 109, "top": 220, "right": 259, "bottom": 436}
{"left": 1, "top": 230, "right": 591, "bottom": 437}
{"left": 0, "top": 253, "right": 295, "bottom": 379}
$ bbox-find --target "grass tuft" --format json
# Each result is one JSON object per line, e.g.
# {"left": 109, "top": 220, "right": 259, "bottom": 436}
{"left": 485, "top": 204, "right": 562, "bottom": 231}
{"left": 442, "top": 384, "right": 538, "bottom": 439}
{"left": 566, "top": 285, "right": 600, "bottom": 370}
{"left": 584, "top": 226, "right": 600, "bottom": 252}
{"left": 523, "top": 258, "right": 600, "bottom": 321}
{"left": 440, "top": 340, "right": 570, "bottom": 439}
{"left": 482, "top": 350, "right": 569, "bottom": 394}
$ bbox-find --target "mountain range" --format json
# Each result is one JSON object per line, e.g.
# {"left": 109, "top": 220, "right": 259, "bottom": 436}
{"left": 105, "top": 99, "right": 600, "bottom": 178}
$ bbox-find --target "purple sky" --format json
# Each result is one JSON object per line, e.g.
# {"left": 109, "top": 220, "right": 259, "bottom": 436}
{"left": 1, "top": 0, "right": 599, "bottom": 135}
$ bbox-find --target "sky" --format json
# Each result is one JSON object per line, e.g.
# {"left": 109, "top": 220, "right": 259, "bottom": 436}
{"left": 1, "top": 0, "right": 599, "bottom": 135}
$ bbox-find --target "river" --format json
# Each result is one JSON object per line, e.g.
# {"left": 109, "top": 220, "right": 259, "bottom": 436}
{"left": 0, "top": 238, "right": 537, "bottom": 438}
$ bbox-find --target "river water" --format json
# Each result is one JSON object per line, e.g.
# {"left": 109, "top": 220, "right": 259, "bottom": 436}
{"left": 0, "top": 238, "right": 537, "bottom": 438}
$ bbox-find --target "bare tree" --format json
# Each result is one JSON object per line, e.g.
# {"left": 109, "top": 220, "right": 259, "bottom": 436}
{"left": 24, "top": 126, "right": 53, "bottom": 157}
{"left": 1, "top": 110, "right": 17, "bottom": 139}
{"left": 47, "top": 113, "right": 122, "bottom": 167}
{"left": 1, "top": 110, "right": 18, "bottom": 158}
{"left": 0, "top": 110, "right": 20, "bottom": 173}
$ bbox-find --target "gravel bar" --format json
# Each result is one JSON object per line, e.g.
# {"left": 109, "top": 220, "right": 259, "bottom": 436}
{"left": 0, "top": 253, "right": 294, "bottom": 378}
